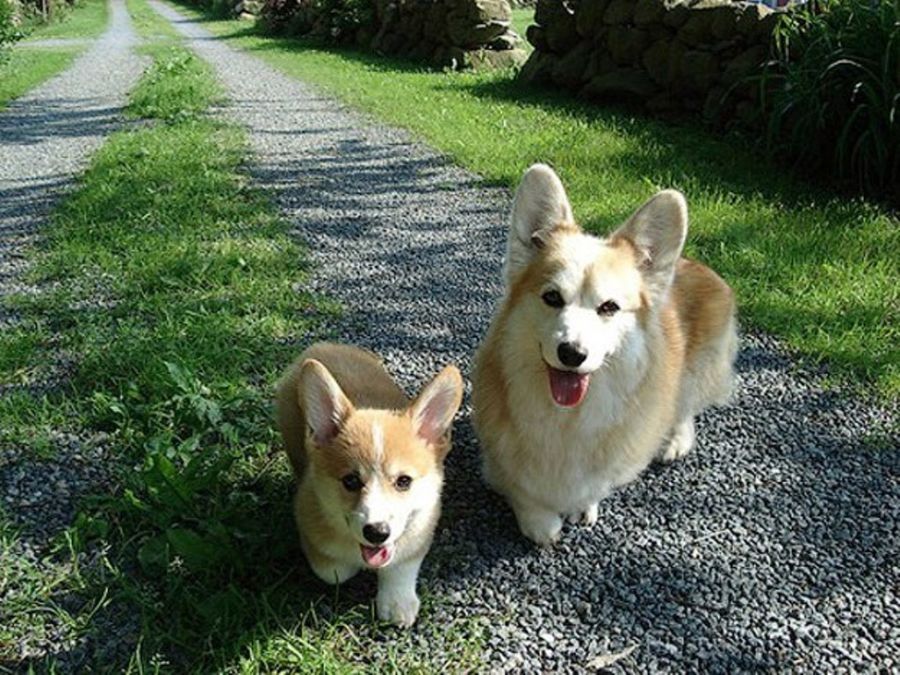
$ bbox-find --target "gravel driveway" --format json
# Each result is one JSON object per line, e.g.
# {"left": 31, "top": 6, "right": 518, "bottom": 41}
{"left": 148, "top": 3, "right": 899, "bottom": 671}
{"left": 0, "top": 0, "right": 143, "bottom": 352}
{"left": 2, "top": 0, "right": 897, "bottom": 669}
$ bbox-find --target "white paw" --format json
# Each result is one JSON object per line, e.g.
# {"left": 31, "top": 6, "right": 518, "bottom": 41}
{"left": 517, "top": 509, "right": 563, "bottom": 546}
{"left": 565, "top": 503, "right": 598, "bottom": 526}
{"left": 376, "top": 590, "right": 420, "bottom": 628}
{"left": 659, "top": 420, "right": 695, "bottom": 463}
{"left": 580, "top": 503, "right": 599, "bottom": 526}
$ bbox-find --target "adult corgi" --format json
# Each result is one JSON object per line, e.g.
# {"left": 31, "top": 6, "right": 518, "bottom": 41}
{"left": 472, "top": 165, "right": 737, "bottom": 545}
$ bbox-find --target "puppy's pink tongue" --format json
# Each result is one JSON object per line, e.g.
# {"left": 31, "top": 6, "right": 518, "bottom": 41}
{"left": 360, "top": 545, "right": 391, "bottom": 568}
{"left": 548, "top": 368, "right": 590, "bottom": 407}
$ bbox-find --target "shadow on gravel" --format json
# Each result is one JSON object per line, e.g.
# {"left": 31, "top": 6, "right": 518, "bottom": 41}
{"left": 0, "top": 100, "right": 124, "bottom": 147}
{"left": 425, "top": 355, "right": 899, "bottom": 668}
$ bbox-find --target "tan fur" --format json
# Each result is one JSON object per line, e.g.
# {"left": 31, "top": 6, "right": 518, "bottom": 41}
{"left": 277, "top": 343, "right": 408, "bottom": 478}
{"left": 276, "top": 342, "right": 463, "bottom": 626}
{"left": 472, "top": 166, "right": 737, "bottom": 544}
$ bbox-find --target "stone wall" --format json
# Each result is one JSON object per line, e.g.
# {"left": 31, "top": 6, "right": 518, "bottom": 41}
{"left": 521, "top": 0, "right": 786, "bottom": 126}
{"left": 261, "top": 0, "right": 527, "bottom": 70}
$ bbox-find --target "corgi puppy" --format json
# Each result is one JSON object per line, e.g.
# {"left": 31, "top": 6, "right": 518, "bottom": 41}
{"left": 472, "top": 165, "right": 737, "bottom": 545}
{"left": 276, "top": 343, "right": 463, "bottom": 627}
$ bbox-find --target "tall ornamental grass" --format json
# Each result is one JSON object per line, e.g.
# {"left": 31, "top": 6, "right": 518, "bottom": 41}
{"left": 763, "top": 0, "right": 900, "bottom": 203}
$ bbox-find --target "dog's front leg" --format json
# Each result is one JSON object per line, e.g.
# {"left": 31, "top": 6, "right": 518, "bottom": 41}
{"left": 376, "top": 556, "right": 423, "bottom": 628}
{"left": 307, "top": 556, "right": 359, "bottom": 586}
{"left": 566, "top": 502, "right": 599, "bottom": 526}
{"left": 511, "top": 496, "right": 563, "bottom": 546}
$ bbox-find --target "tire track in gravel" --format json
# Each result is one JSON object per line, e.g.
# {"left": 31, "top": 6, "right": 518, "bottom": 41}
{"left": 0, "top": 1, "right": 147, "bottom": 669}
{"left": 0, "top": 0, "right": 144, "bottom": 352}
{"left": 150, "top": 2, "right": 899, "bottom": 671}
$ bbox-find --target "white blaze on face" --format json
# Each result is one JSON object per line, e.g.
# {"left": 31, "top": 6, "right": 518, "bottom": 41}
{"left": 340, "top": 417, "right": 445, "bottom": 557}
{"left": 540, "top": 233, "right": 642, "bottom": 373}
{"left": 371, "top": 421, "right": 384, "bottom": 463}
{"left": 346, "top": 421, "right": 414, "bottom": 549}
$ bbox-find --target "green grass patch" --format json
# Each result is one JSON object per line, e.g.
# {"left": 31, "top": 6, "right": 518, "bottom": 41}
{"left": 510, "top": 7, "right": 533, "bottom": 45}
{"left": 21, "top": 0, "right": 109, "bottom": 41}
{"left": 169, "top": 4, "right": 900, "bottom": 396}
{"left": 0, "top": 46, "right": 81, "bottom": 109}
{"left": 127, "top": 0, "right": 181, "bottom": 41}
{"left": 128, "top": 46, "right": 221, "bottom": 119}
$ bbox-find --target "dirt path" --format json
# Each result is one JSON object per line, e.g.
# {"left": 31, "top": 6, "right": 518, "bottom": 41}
{"left": 147, "top": 2, "right": 900, "bottom": 672}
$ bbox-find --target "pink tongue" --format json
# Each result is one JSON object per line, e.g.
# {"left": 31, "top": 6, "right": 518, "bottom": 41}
{"left": 360, "top": 545, "right": 391, "bottom": 568}
{"left": 548, "top": 368, "right": 590, "bottom": 407}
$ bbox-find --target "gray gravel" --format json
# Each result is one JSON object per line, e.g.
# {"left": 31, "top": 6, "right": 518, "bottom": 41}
{"left": 0, "top": 0, "right": 145, "bottom": 669}
{"left": 147, "top": 2, "right": 900, "bottom": 672}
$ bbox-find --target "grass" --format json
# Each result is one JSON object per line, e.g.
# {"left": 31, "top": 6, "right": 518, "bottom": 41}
{"left": 0, "top": 0, "right": 486, "bottom": 669}
{"left": 0, "top": 0, "right": 108, "bottom": 110}
{"left": 0, "top": 45, "right": 80, "bottom": 109}
{"left": 21, "top": 0, "right": 109, "bottom": 41}
{"left": 168, "top": 3, "right": 900, "bottom": 396}
{"left": 511, "top": 7, "right": 533, "bottom": 44}
{"left": 126, "top": 0, "right": 180, "bottom": 41}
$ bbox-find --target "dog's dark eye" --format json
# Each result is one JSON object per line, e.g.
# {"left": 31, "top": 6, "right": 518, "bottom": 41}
{"left": 395, "top": 475, "right": 412, "bottom": 491}
{"left": 541, "top": 290, "right": 564, "bottom": 308}
{"left": 597, "top": 300, "right": 620, "bottom": 316}
{"left": 341, "top": 473, "right": 363, "bottom": 492}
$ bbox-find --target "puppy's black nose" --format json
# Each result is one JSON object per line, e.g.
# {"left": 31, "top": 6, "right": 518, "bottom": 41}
{"left": 558, "top": 342, "right": 587, "bottom": 368}
{"left": 363, "top": 522, "right": 390, "bottom": 545}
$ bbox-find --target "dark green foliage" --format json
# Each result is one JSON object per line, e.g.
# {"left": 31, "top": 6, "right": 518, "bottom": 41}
{"left": 128, "top": 48, "right": 222, "bottom": 120}
{"left": 261, "top": 0, "right": 374, "bottom": 43}
{"left": 762, "top": 0, "right": 900, "bottom": 202}
{"left": 0, "top": 0, "right": 23, "bottom": 58}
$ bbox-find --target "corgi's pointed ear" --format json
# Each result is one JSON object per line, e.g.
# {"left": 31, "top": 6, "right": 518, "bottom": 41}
{"left": 299, "top": 359, "right": 354, "bottom": 446}
{"left": 613, "top": 189, "right": 688, "bottom": 300}
{"left": 409, "top": 365, "right": 463, "bottom": 451}
{"left": 505, "top": 164, "right": 574, "bottom": 284}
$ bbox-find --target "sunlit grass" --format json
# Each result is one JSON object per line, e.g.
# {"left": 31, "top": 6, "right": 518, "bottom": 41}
{"left": 21, "top": 0, "right": 109, "bottom": 41}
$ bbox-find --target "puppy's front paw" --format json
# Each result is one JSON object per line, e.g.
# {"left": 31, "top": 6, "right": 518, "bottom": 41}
{"left": 659, "top": 419, "right": 696, "bottom": 463}
{"left": 569, "top": 503, "right": 598, "bottom": 526}
{"left": 517, "top": 509, "right": 563, "bottom": 546}
{"left": 377, "top": 590, "right": 420, "bottom": 628}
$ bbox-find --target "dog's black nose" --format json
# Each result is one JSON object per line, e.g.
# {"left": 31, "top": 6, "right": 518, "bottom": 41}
{"left": 558, "top": 342, "right": 587, "bottom": 368}
{"left": 363, "top": 522, "right": 390, "bottom": 545}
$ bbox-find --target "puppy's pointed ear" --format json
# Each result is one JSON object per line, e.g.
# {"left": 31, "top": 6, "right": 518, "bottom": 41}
{"left": 299, "top": 359, "right": 354, "bottom": 446}
{"left": 613, "top": 189, "right": 688, "bottom": 301}
{"left": 409, "top": 365, "right": 463, "bottom": 452}
{"left": 504, "top": 164, "right": 574, "bottom": 284}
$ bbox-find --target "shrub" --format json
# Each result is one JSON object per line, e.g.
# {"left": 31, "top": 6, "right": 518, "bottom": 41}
{"left": 0, "top": 0, "right": 23, "bottom": 60}
{"left": 261, "top": 0, "right": 373, "bottom": 42}
{"left": 762, "top": 0, "right": 900, "bottom": 203}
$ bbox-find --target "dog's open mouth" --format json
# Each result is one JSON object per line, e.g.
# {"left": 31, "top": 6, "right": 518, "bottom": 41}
{"left": 548, "top": 366, "right": 590, "bottom": 408}
{"left": 360, "top": 544, "right": 393, "bottom": 568}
